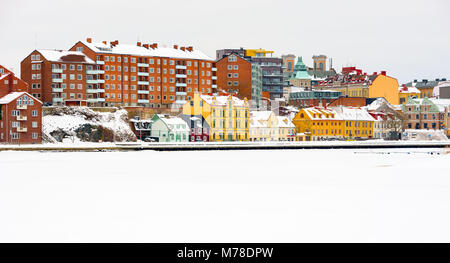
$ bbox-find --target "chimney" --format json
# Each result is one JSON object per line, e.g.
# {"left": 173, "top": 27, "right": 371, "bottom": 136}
{"left": 373, "top": 72, "right": 377, "bottom": 75}
{"left": 380, "top": 71, "right": 386, "bottom": 76}
{"left": 173, "top": 45, "right": 178, "bottom": 49}
{"left": 143, "top": 44, "right": 149, "bottom": 49}
{"left": 137, "top": 42, "right": 141, "bottom": 47}
{"left": 435, "top": 78, "right": 440, "bottom": 81}
{"left": 414, "top": 79, "right": 417, "bottom": 83}
{"left": 186, "top": 46, "right": 193, "bottom": 52}
{"left": 87, "top": 38, "right": 92, "bottom": 43}
{"left": 180, "top": 47, "right": 186, "bottom": 51}
{"left": 422, "top": 79, "right": 428, "bottom": 83}
{"left": 115, "top": 40, "right": 119, "bottom": 45}
{"left": 152, "top": 43, "right": 158, "bottom": 49}
{"left": 102, "top": 41, "right": 107, "bottom": 45}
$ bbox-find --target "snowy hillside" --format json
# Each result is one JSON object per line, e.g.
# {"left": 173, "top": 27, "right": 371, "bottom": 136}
{"left": 42, "top": 107, "right": 137, "bottom": 143}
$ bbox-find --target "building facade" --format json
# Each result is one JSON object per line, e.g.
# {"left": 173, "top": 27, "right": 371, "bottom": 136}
{"left": 314, "top": 67, "right": 399, "bottom": 105}
{"left": 21, "top": 50, "right": 97, "bottom": 106}
{"left": 402, "top": 97, "right": 450, "bottom": 131}
{"left": 0, "top": 92, "right": 42, "bottom": 144}
{"left": 216, "top": 48, "right": 284, "bottom": 99}
{"left": 216, "top": 53, "right": 262, "bottom": 110}
{"left": 150, "top": 114, "right": 189, "bottom": 142}
{"left": 182, "top": 93, "right": 249, "bottom": 141}
{"left": 288, "top": 88, "right": 341, "bottom": 107}
{"left": 21, "top": 38, "right": 217, "bottom": 108}
{"left": 289, "top": 57, "right": 312, "bottom": 89}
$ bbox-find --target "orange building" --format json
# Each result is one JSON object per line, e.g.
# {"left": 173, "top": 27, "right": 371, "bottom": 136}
{"left": 216, "top": 53, "right": 262, "bottom": 109}
{"left": 21, "top": 50, "right": 96, "bottom": 106}
{"left": 68, "top": 38, "right": 217, "bottom": 108}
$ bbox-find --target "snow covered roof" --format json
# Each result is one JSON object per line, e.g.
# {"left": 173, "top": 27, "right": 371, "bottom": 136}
{"left": 37, "top": 50, "right": 95, "bottom": 64}
{"left": 251, "top": 111, "right": 273, "bottom": 120}
{"left": 367, "top": 97, "right": 388, "bottom": 111}
{"left": 432, "top": 81, "right": 450, "bottom": 98}
{"left": 334, "top": 107, "right": 375, "bottom": 121}
{"left": 81, "top": 41, "right": 214, "bottom": 61}
{"left": 0, "top": 92, "right": 42, "bottom": 104}
{"left": 200, "top": 95, "right": 246, "bottom": 106}
{"left": 302, "top": 107, "right": 340, "bottom": 120}
{"left": 399, "top": 85, "right": 420, "bottom": 94}
{"left": 276, "top": 116, "right": 295, "bottom": 128}
{"left": 290, "top": 87, "right": 306, "bottom": 93}
{"left": 157, "top": 116, "right": 190, "bottom": 132}
{"left": 429, "top": 98, "right": 450, "bottom": 112}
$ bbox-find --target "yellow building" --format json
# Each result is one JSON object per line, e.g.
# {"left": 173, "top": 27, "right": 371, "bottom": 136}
{"left": 292, "top": 107, "right": 375, "bottom": 141}
{"left": 276, "top": 116, "right": 296, "bottom": 141}
{"left": 368, "top": 74, "right": 400, "bottom": 106}
{"left": 182, "top": 93, "right": 249, "bottom": 141}
{"left": 398, "top": 85, "right": 420, "bottom": 104}
{"left": 245, "top": 48, "right": 274, "bottom": 58}
{"left": 249, "top": 111, "right": 296, "bottom": 141}
{"left": 315, "top": 71, "right": 400, "bottom": 105}
{"left": 334, "top": 107, "right": 375, "bottom": 139}
{"left": 292, "top": 107, "right": 344, "bottom": 141}
{"left": 249, "top": 111, "right": 277, "bottom": 141}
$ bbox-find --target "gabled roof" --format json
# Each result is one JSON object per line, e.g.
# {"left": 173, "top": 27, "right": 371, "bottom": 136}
{"left": 200, "top": 94, "right": 246, "bottom": 106}
{"left": 276, "top": 116, "right": 295, "bottom": 128}
{"left": 36, "top": 50, "right": 95, "bottom": 64}
{"left": 0, "top": 92, "right": 42, "bottom": 104}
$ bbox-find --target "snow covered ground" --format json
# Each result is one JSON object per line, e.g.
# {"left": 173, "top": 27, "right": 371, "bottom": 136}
{"left": 0, "top": 148, "right": 449, "bottom": 242}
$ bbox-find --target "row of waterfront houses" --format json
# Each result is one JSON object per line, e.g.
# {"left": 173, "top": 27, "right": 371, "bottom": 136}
{"left": 131, "top": 93, "right": 413, "bottom": 142}
{"left": 1, "top": 37, "right": 449, "bottom": 144}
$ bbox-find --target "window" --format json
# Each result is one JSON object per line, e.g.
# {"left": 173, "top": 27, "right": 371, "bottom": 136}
{"left": 32, "top": 122, "right": 38, "bottom": 128}
{"left": 32, "top": 133, "right": 38, "bottom": 139}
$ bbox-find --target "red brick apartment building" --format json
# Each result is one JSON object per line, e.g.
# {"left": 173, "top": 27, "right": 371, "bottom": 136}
{"left": 21, "top": 50, "right": 96, "bottom": 106}
{"left": 21, "top": 38, "right": 218, "bottom": 108}
{"left": 216, "top": 53, "right": 262, "bottom": 109}
{"left": 0, "top": 65, "right": 42, "bottom": 144}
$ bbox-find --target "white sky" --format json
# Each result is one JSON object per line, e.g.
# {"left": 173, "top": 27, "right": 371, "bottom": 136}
{"left": 1, "top": 0, "right": 449, "bottom": 83}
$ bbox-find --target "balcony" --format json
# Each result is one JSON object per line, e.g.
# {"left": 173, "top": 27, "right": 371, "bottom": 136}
{"left": 138, "top": 99, "right": 149, "bottom": 104}
{"left": 138, "top": 90, "right": 149, "bottom": 94}
{"left": 212, "top": 84, "right": 217, "bottom": 88}
{"left": 86, "top": 69, "right": 97, "bottom": 75}
{"left": 212, "top": 76, "right": 217, "bottom": 80}
{"left": 137, "top": 81, "right": 149, "bottom": 85}
{"left": 176, "top": 74, "right": 187, "bottom": 78}
{"left": 17, "top": 104, "right": 27, "bottom": 110}
{"left": 176, "top": 65, "right": 187, "bottom": 70}
{"left": 97, "top": 98, "right": 105, "bottom": 102}
{"left": 176, "top": 82, "right": 187, "bottom": 87}
{"left": 17, "top": 115, "right": 27, "bottom": 121}
{"left": 52, "top": 78, "right": 63, "bottom": 83}
{"left": 137, "top": 63, "right": 149, "bottom": 68}
{"left": 176, "top": 91, "right": 187, "bottom": 96}
{"left": 175, "top": 100, "right": 187, "bottom": 105}
{"left": 212, "top": 67, "right": 217, "bottom": 71}
{"left": 52, "top": 88, "right": 63, "bottom": 93}
{"left": 137, "top": 72, "right": 149, "bottom": 76}
{"left": 87, "top": 88, "right": 105, "bottom": 93}
{"left": 52, "top": 68, "right": 63, "bottom": 73}
{"left": 17, "top": 127, "right": 27, "bottom": 133}
{"left": 52, "top": 98, "right": 63, "bottom": 103}
{"left": 96, "top": 60, "right": 105, "bottom": 65}
{"left": 97, "top": 79, "right": 105, "bottom": 84}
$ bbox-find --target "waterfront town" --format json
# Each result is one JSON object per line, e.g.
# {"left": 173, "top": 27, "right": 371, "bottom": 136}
{"left": 1, "top": 38, "right": 449, "bottom": 144}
